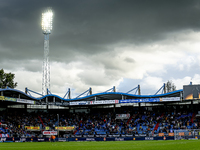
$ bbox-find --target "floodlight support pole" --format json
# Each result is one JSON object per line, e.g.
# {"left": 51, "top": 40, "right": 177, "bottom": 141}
{"left": 42, "top": 33, "right": 50, "bottom": 95}
{"left": 57, "top": 114, "right": 59, "bottom": 138}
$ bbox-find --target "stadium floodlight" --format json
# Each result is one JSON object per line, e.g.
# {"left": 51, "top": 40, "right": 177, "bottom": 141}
{"left": 42, "top": 9, "right": 53, "bottom": 34}
{"left": 41, "top": 8, "right": 53, "bottom": 95}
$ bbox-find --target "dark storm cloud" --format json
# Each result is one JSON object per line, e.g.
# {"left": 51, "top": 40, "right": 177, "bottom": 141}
{"left": 1, "top": 0, "right": 200, "bottom": 70}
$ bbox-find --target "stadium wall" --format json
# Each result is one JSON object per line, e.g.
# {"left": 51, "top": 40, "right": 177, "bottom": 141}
{"left": 0, "top": 136, "right": 180, "bottom": 142}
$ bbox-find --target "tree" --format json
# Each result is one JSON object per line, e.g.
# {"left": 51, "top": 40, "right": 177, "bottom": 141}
{"left": 166, "top": 80, "right": 176, "bottom": 93}
{"left": 0, "top": 69, "right": 17, "bottom": 89}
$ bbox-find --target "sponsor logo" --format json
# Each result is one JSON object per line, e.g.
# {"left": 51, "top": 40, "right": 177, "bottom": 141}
{"left": 58, "top": 138, "right": 66, "bottom": 141}
{"left": 115, "top": 138, "right": 124, "bottom": 141}
{"left": 0, "top": 138, "right": 6, "bottom": 141}
{"left": 70, "top": 100, "right": 119, "bottom": 106}
{"left": 90, "top": 100, "right": 119, "bottom": 105}
{"left": 160, "top": 97, "right": 180, "bottom": 102}
{"left": 43, "top": 131, "right": 57, "bottom": 135}
{"left": 20, "top": 138, "right": 26, "bottom": 142}
{"left": 55, "top": 126, "right": 74, "bottom": 131}
{"left": 0, "top": 134, "right": 9, "bottom": 137}
{"left": 70, "top": 101, "right": 89, "bottom": 106}
{"left": 25, "top": 126, "right": 40, "bottom": 130}
{"left": 145, "top": 137, "right": 154, "bottom": 140}
{"left": 38, "top": 138, "right": 45, "bottom": 141}
{"left": 17, "top": 99, "right": 35, "bottom": 104}
{"left": 86, "top": 138, "right": 95, "bottom": 141}
{"left": 0, "top": 96, "right": 17, "bottom": 102}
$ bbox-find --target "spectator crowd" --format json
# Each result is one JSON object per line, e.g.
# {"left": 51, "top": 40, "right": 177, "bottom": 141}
{"left": 0, "top": 109, "right": 199, "bottom": 138}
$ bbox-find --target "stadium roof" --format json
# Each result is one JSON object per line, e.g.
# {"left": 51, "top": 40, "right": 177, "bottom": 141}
{"left": 0, "top": 87, "right": 183, "bottom": 102}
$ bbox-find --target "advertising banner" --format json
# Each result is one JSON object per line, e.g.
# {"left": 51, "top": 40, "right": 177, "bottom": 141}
{"left": 0, "top": 96, "right": 17, "bottom": 102}
{"left": 90, "top": 100, "right": 119, "bottom": 105}
{"left": 17, "top": 99, "right": 35, "bottom": 104}
{"left": 120, "top": 97, "right": 180, "bottom": 104}
{"left": 43, "top": 131, "right": 57, "bottom": 135}
{"left": 120, "top": 98, "right": 160, "bottom": 103}
{"left": 25, "top": 126, "right": 40, "bottom": 130}
{"left": 158, "top": 133, "right": 164, "bottom": 137}
{"left": 62, "top": 102, "right": 69, "bottom": 106}
{"left": 183, "top": 85, "right": 200, "bottom": 100}
{"left": 58, "top": 138, "right": 66, "bottom": 141}
{"left": 0, "top": 134, "right": 9, "bottom": 137}
{"left": 70, "top": 100, "right": 119, "bottom": 106}
{"left": 179, "top": 132, "right": 184, "bottom": 136}
{"left": 69, "top": 101, "right": 89, "bottom": 106}
{"left": 45, "top": 127, "right": 50, "bottom": 130}
{"left": 55, "top": 126, "right": 75, "bottom": 131}
{"left": 168, "top": 133, "right": 174, "bottom": 136}
{"left": 159, "top": 97, "right": 180, "bottom": 102}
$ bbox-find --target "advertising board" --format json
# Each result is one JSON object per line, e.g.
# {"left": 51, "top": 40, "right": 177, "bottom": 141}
{"left": 43, "top": 131, "right": 57, "bottom": 135}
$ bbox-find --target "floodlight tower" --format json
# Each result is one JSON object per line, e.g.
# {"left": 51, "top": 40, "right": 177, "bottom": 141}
{"left": 41, "top": 9, "right": 53, "bottom": 95}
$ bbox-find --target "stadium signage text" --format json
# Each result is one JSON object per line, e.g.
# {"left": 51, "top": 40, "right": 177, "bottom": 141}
{"left": 0, "top": 96, "right": 36, "bottom": 104}
{"left": 115, "top": 138, "right": 124, "bottom": 141}
{"left": 69, "top": 97, "right": 180, "bottom": 106}
{"left": 43, "top": 131, "right": 57, "bottom": 135}
{"left": 70, "top": 100, "right": 119, "bottom": 106}
{"left": 69, "top": 101, "right": 89, "bottom": 105}
{"left": 86, "top": 138, "right": 95, "bottom": 141}
{"left": 25, "top": 126, "right": 40, "bottom": 130}
{"left": 0, "top": 138, "right": 6, "bottom": 142}
{"left": 0, "top": 96, "right": 17, "bottom": 102}
{"left": 17, "top": 98, "right": 35, "bottom": 104}
{"left": 159, "top": 97, "right": 180, "bottom": 102}
{"left": 0, "top": 134, "right": 9, "bottom": 138}
{"left": 58, "top": 138, "right": 66, "bottom": 141}
{"left": 145, "top": 137, "right": 154, "bottom": 140}
{"left": 55, "top": 126, "right": 75, "bottom": 131}
{"left": 38, "top": 138, "right": 45, "bottom": 141}
{"left": 120, "top": 97, "right": 180, "bottom": 103}
{"left": 90, "top": 100, "right": 119, "bottom": 105}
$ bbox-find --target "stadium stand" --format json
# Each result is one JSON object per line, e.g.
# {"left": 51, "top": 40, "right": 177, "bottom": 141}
{"left": 0, "top": 84, "right": 200, "bottom": 141}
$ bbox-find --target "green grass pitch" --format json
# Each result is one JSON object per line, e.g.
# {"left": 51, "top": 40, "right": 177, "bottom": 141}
{"left": 0, "top": 140, "right": 200, "bottom": 150}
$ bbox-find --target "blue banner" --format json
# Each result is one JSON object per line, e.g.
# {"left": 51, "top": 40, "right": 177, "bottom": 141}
{"left": 120, "top": 98, "right": 160, "bottom": 103}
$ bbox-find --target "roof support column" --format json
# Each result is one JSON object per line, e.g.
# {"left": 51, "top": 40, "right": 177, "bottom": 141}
{"left": 46, "top": 97, "right": 48, "bottom": 110}
{"left": 53, "top": 96, "right": 55, "bottom": 103}
{"left": 25, "top": 87, "right": 27, "bottom": 94}
{"left": 113, "top": 86, "right": 116, "bottom": 92}
{"left": 138, "top": 85, "right": 141, "bottom": 95}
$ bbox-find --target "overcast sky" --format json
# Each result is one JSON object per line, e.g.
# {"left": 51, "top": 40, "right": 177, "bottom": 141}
{"left": 1, "top": 0, "right": 200, "bottom": 98}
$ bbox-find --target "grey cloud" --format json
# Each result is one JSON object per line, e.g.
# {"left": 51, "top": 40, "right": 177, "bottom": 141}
{"left": 124, "top": 57, "right": 135, "bottom": 63}
{"left": 1, "top": 0, "right": 200, "bottom": 71}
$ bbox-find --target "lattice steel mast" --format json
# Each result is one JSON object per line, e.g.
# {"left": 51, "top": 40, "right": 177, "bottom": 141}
{"left": 41, "top": 9, "right": 53, "bottom": 95}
